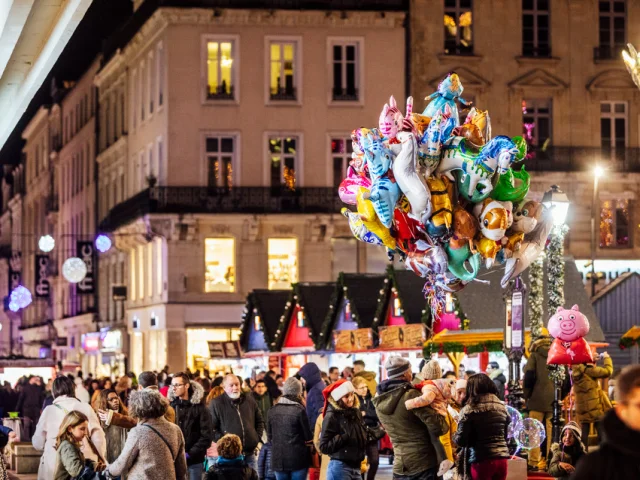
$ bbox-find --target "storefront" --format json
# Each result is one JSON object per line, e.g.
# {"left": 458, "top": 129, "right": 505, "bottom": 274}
{"left": 99, "top": 328, "right": 127, "bottom": 378}
{"left": 186, "top": 327, "right": 241, "bottom": 373}
{"left": 0, "top": 358, "right": 56, "bottom": 386}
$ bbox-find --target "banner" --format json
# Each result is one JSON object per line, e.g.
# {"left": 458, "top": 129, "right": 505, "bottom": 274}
{"left": 76, "top": 241, "right": 95, "bottom": 294}
{"left": 334, "top": 328, "right": 374, "bottom": 352}
{"left": 8, "top": 251, "right": 21, "bottom": 296}
{"left": 208, "top": 341, "right": 241, "bottom": 359}
{"left": 378, "top": 324, "right": 426, "bottom": 350}
{"left": 34, "top": 255, "right": 50, "bottom": 298}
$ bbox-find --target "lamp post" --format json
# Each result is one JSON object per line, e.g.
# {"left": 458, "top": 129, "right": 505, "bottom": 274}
{"left": 504, "top": 276, "right": 526, "bottom": 411}
{"left": 541, "top": 185, "right": 571, "bottom": 445}
{"left": 590, "top": 166, "right": 604, "bottom": 297}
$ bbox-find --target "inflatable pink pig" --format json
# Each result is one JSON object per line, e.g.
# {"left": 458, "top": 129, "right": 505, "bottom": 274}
{"left": 547, "top": 305, "right": 594, "bottom": 365}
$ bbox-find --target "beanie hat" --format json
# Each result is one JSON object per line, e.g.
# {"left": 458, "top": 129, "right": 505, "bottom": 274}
{"left": 561, "top": 421, "right": 586, "bottom": 450}
{"left": 321, "top": 379, "right": 355, "bottom": 416}
{"left": 488, "top": 361, "right": 500, "bottom": 370}
{"left": 282, "top": 377, "right": 303, "bottom": 397}
{"left": 385, "top": 356, "right": 411, "bottom": 379}
{"left": 421, "top": 359, "right": 443, "bottom": 381}
{"left": 455, "top": 379, "right": 467, "bottom": 390}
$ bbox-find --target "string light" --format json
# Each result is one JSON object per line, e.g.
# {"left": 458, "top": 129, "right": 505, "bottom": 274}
{"left": 62, "top": 257, "right": 88, "bottom": 283}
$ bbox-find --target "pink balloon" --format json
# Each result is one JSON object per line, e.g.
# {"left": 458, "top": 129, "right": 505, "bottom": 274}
{"left": 338, "top": 166, "right": 372, "bottom": 205}
{"left": 548, "top": 305, "right": 590, "bottom": 342}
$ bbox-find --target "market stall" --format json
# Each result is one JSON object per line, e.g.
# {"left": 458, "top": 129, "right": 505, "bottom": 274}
{"left": 619, "top": 326, "right": 640, "bottom": 365}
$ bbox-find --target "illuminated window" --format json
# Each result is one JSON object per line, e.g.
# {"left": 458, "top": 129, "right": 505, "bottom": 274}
{"left": 155, "top": 237, "right": 163, "bottom": 295}
{"left": 597, "top": 0, "right": 626, "bottom": 59}
{"left": 330, "top": 40, "right": 360, "bottom": 101}
{"left": 600, "top": 199, "right": 632, "bottom": 248}
{"left": 600, "top": 102, "right": 627, "bottom": 148}
{"left": 331, "top": 137, "right": 353, "bottom": 188}
{"left": 204, "top": 238, "right": 236, "bottom": 293}
{"left": 205, "top": 37, "right": 235, "bottom": 100}
{"left": 522, "top": 99, "right": 552, "bottom": 149}
{"left": 393, "top": 296, "right": 402, "bottom": 317}
{"left": 254, "top": 315, "right": 261, "bottom": 331}
{"left": 205, "top": 135, "right": 234, "bottom": 189}
{"left": 522, "top": 0, "right": 550, "bottom": 57}
{"left": 444, "top": 0, "right": 473, "bottom": 55}
{"left": 138, "top": 246, "right": 144, "bottom": 299}
{"left": 268, "top": 136, "right": 298, "bottom": 191}
{"left": 268, "top": 238, "right": 298, "bottom": 290}
{"left": 130, "top": 252, "right": 136, "bottom": 301}
{"left": 269, "top": 39, "right": 298, "bottom": 101}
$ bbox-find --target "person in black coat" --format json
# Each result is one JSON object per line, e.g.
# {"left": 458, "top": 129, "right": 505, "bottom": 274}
{"left": 353, "top": 377, "right": 381, "bottom": 480}
{"left": 298, "top": 362, "right": 326, "bottom": 431}
{"left": 572, "top": 365, "right": 640, "bottom": 480}
{"left": 267, "top": 378, "right": 312, "bottom": 479}
{"left": 486, "top": 362, "right": 507, "bottom": 401}
{"left": 209, "top": 373, "right": 265, "bottom": 473}
{"left": 319, "top": 380, "right": 367, "bottom": 480}
{"left": 453, "top": 373, "right": 510, "bottom": 480}
{"left": 169, "top": 372, "right": 212, "bottom": 480}
{"left": 15, "top": 376, "right": 45, "bottom": 440}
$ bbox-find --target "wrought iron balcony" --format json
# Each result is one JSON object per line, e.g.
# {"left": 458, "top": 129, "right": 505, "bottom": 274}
{"left": 270, "top": 87, "right": 297, "bottom": 101}
{"left": 207, "top": 84, "right": 235, "bottom": 100}
{"left": 332, "top": 87, "right": 359, "bottom": 102}
{"left": 593, "top": 45, "right": 624, "bottom": 61}
{"left": 99, "top": 186, "right": 343, "bottom": 232}
{"left": 525, "top": 147, "right": 640, "bottom": 173}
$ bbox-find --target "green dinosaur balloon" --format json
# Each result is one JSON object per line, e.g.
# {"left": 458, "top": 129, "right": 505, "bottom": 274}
{"left": 492, "top": 165, "right": 530, "bottom": 203}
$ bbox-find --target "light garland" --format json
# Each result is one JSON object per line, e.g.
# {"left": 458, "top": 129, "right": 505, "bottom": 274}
{"left": 528, "top": 254, "right": 545, "bottom": 344}
{"left": 547, "top": 224, "right": 569, "bottom": 383}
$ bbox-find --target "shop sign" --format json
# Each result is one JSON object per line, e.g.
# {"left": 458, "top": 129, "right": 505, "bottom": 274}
{"left": 81, "top": 332, "right": 101, "bottom": 352}
{"left": 378, "top": 324, "right": 425, "bottom": 349}
{"left": 34, "top": 255, "right": 50, "bottom": 298}
{"left": 76, "top": 241, "right": 95, "bottom": 294}
{"left": 101, "top": 331, "right": 122, "bottom": 351}
{"left": 334, "top": 328, "right": 374, "bottom": 352}
{"left": 112, "top": 285, "right": 127, "bottom": 301}
{"left": 8, "top": 252, "right": 21, "bottom": 296}
{"left": 208, "top": 341, "right": 241, "bottom": 359}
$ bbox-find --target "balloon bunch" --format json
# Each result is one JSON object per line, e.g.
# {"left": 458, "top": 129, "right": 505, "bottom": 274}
{"left": 338, "top": 73, "right": 554, "bottom": 316}
{"left": 506, "top": 406, "right": 546, "bottom": 452}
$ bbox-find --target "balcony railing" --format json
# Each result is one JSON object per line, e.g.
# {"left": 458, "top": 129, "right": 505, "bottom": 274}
{"left": 332, "top": 87, "right": 359, "bottom": 102}
{"left": 525, "top": 147, "right": 640, "bottom": 173}
{"left": 593, "top": 45, "right": 625, "bottom": 61}
{"left": 207, "top": 84, "right": 235, "bottom": 100}
{"left": 99, "top": 186, "right": 343, "bottom": 232}
{"left": 270, "top": 87, "right": 297, "bottom": 101}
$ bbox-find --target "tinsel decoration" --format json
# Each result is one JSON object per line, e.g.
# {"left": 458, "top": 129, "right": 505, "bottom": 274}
{"left": 546, "top": 224, "right": 569, "bottom": 383}
{"left": 619, "top": 336, "right": 637, "bottom": 350}
{"left": 423, "top": 340, "right": 504, "bottom": 357}
{"left": 528, "top": 254, "right": 545, "bottom": 345}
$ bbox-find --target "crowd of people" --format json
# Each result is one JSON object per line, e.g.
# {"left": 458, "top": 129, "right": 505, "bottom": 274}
{"left": 0, "top": 351, "right": 637, "bottom": 480}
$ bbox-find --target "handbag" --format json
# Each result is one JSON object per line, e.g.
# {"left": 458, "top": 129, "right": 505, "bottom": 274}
{"left": 142, "top": 423, "right": 177, "bottom": 476}
{"left": 366, "top": 424, "right": 386, "bottom": 444}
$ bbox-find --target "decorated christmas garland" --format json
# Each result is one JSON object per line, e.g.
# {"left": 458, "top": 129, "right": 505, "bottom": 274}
{"left": 546, "top": 224, "right": 569, "bottom": 383}
{"left": 619, "top": 336, "right": 638, "bottom": 350}
{"left": 423, "top": 340, "right": 504, "bottom": 357}
{"left": 528, "top": 255, "right": 545, "bottom": 344}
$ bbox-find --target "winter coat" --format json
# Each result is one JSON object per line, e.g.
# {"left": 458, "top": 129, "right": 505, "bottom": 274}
{"left": 253, "top": 392, "right": 272, "bottom": 427}
{"left": 453, "top": 394, "right": 510, "bottom": 466}
{"left": 523, "top": 337, "right": 555, "bottom": 413}
{"left": 32, "top": 395, "right": 106, "bottom": 480}
{"left": 572, "top": 409, "right": 640, "bottom": 480}
{"left": 319, "top": 396, "right": 367, "bottom": 469}
{"left": 572, "top": 356, "right": 613, "bottom": 423}
{"left": 169, "top": 380, "right": 212, "bottom": 466}
{"left": 54, "top": 439, "right": 89, "bottom": 480}
{"left": 439, "top": 408, "right": 457, "bottom": 462}
{"left": 372, "top": 379, "right": 448, "bottom": 476}
{"left": 263, "top": 375, "right": 281, "bottom": 401}
{"left": 298, "top": 363, "right": 326, "bottom": 431}
{"left": 102, "top": 410, "right": 129, "bottom": 465}
{"left": 489, "top": 369, "right": 507, "bottom": 401}
{"left": 357, "top": 391, "right": 380, "bottom": 428}
{"left": 106, "top": 416, "right": 188, "bottom": 480}
{"left": 16, "top": 383, "right": 45, "bottom": 420}
{"left": 206, "top": 457, "right": 258, "bottom": 480}
{"left": 257, "top": 441, "right": 275, "bottom": 480}
{"left": 353, "top": 371, "right": 377, "bottom": 396}
{"left": 314, "top": 412, "right": 329, "bottom": 480}
{"left": 107, "top": 390, "right": 176, "bottom": 428}
{"left": 547, "top": 442, "right": 585, "bottom": 480}
{"left": 75, "top": 384, "right": 90, "bottom": 404}
{"left": 208, "top": 391, "right": 265, "bottom": 454}
{"left": 267, "top": 396, "right": 312, "bottom": 472}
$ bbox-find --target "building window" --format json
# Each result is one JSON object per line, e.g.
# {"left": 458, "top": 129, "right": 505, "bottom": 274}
{"left": 268, "top": 136, "right": 298, "bottom": 190}
{"left": 155, "top": 237, "right": 163, "bottom": 294}
{"left": 137, "top": 245, "right": 144, "bottom": 299}
{"left": 330, "top": 40, "right": 360, "bottom": 101}
{"left": 130, "top": 252, "right": 136, "bottom": 301}
{"left": 147, "top": 242, "right": 153, "bottom": 298}
{"left": 597, "top": 0, "right": 625, "bottom": 60}
{"left": 331, "top": 137, "right": 352, "bottom": 188}
{"left": 148, "top": 52, "right": 155, "bottom": 115}
{"left": 205, "top": 37, "right": 235, "bottom": 100}
{"left": 148, "top": 144, "right": 154, "bottom": 179}
{"left": 522, "top": 98, "right": 552, "bottom": 149}
{"left": 444, "top": 0, "right": 473, "bottom": 55}
{"left": 268, "top": 238, "right": 298, "bottom": 290}
{"left": 205, "top": 135, "right": 234, "bottom": 189}
{"left": 600, "top": 199, "right": 631, "bottom": 248}
{"left": 204, "top": 238, "right": 235, "bottom": 292}
{"left": 157, "top": 43, "right": 164, "bottom": 107}
{"left": 157, "top": 137, "right": 163, "bottom": 183}
{"left": 600, "top": 101, "right": 627, "bottom": 148}
{"left": 139, "top": 60, "right": 145, "bottom": 122}
{"left": 522, "top": 0, "right": 550, "bottom": 57}
{"left": 132, "top": 69, "right": 137, "bottom": 130}
{"left": 269, "top": 39, "right": 298, "bottom": 101}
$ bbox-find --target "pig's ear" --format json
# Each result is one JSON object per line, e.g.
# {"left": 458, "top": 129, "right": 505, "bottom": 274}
{"left": 571, "top": 305, "right": 580, "bottom": 312}
{"left": 556, "top": 306, "right": 564, "bottom": 313}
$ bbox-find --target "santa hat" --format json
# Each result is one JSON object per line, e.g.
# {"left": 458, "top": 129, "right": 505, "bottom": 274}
{"left": 322, "top": 379, "right": 355, "bottom": 416}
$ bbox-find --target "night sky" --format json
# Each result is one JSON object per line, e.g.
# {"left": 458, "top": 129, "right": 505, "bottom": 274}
{"left": 0, "top": 0, "right": 132, "bottom": 166}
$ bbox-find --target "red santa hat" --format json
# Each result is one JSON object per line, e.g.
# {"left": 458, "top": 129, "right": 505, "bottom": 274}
{"left": 322, "top": 379, "right": 355, "bottom": 416}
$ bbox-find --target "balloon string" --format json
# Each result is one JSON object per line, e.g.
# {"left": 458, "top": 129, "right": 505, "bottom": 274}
{"left": 511, "top": 445, "right": 522, "bottom": 460}
{"left": 568, "top": 369, "right": 574, "bottom": 423}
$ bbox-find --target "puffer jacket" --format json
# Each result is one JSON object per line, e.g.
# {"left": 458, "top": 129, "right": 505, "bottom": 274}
{"left": 372, "top": 378, "right": 448, "bottom": 476}
{"left": 298, "top": 363, "right": 326, "bottom": 430}
{"left": 523, "top": 337, "right": 555, "bottom": 412}
{"left": 547, "top": 442, "right": 585, "bottom": 480}
{"left": 353, "top": 370, "right": 377, "bottom": 396}
{"left": 319, "top": 396, "right": 367, "bottom": 469}
{"left": 572, "top": 409, "right": 640, "bottom": 480}
{"left": 357, "top": 391, "right": 379, "bottom": 428}
{"left": 206, "top": 457, "right": 258, "bottom": 480}
{"left": 267, "top": 396, "right": 312, "bottom": 472}
{"left": 489, "top": 370, "right": 507, "bottom": 401}
{"left": 572, "top": 356, "right": 613, "bottom": 423}
{"left": 257, "top": 441, "right": 275, "bottom": 480}
{"left": 169, "top": 381, "right": 212, "bottom": 466}
{"left": 453, "top": 394, "right": 510, "bottom": 466}
{"left": 208, "top": 391, "right": 264, "bottom": 454}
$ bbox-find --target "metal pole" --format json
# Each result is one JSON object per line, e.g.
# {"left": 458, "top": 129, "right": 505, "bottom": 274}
{"left": 590, "top": 174, "right": 599, "bottom": 296}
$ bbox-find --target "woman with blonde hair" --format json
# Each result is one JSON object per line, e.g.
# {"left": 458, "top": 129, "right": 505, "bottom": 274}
{"left": 53, "top": 410, "right": 104, "bottom": 480}
{"left": 206, "top": 386, "right": 225, "bottom": 406}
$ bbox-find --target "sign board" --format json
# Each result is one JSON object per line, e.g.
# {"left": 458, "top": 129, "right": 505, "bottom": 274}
{"left": 102, "top": 331, "right": 122, "bottom": 351}
{"left": 34, "top": 255, "right": 50, "bottom": 298}
{"left": 511, "top": 291, "right": 524, "bottom": 351}
{"left": 81, "top": 332, "right": 101, "bottom": 352}
{"left": 378, "top": 324, "right": 426, "bottom": 349}
{"left": 208, "top": 341, "right": 241, "bottom": 359}
{"left": 112, "top": 285, "right": 127, "bottom": 301}
{"left": 334, "top": 328, "right": 374, "bottom": 352}
{"left": 76, "top": 241, "right": 95, "bottom": 294}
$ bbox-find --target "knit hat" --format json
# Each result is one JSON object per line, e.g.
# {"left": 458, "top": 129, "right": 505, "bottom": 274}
{"left": 561, "top": 421, "right": 586, "bottom": 450}
{"left": 384, "top": 356, "right": 411, "bottom": 379}
{"left": 421, "top": 359, "right": 443, "bottom": 380}
{"left": 282, "top": 377, "right": 302, "bottom": 397}
{"left": 455, "top": 379, "right": 467, "bottom": 390}
{"left": 321, "top": 379, "right": 355, "bottom": 416}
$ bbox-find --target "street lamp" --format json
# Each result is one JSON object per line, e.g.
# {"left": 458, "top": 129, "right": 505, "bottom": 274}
{"left": 590, "top": 166, "right": 605, "bottom": 297}
{"left": 541, "top": 185, "right": 570, "bottom": 226}
{"left": 504, "top": 276, "right": 526, "bottom": 411}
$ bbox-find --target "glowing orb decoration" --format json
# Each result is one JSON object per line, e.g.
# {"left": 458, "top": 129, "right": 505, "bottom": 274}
{"left": 506, "top": 405, "right": 523, "bottom": 440}
{"left": 9, "top": 286, "right": 32, "bottom": 311}
{"left": 95, "top": 234, "right": 112, "bottom": 253}
{"left": 62, "top": 257, "right": 88, "bottom": 283}
{"left": 38, "top": 235, "right": 55, "bottom": 253}
{"left": 515, "top": 417, "right": 546, "bottom": 450}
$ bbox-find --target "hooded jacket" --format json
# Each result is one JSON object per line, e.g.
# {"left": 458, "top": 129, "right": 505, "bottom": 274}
{"left": 572, "top": 409, "right": 640, "bottom": 480}
{"left": 547, "top": 441, "right": 585, "bottom": 480}
{"left": 372, "top": 378, "right": 448, "bottom": 476}
{"left": 489, "top": 369, "right": 507, "bottom": 401}
{"left": 208, "top": 390, "right": 265, "bottom": 454}
{"left": 298, "top": 363, "right": 326, "bottom": 430}
{"left": 523, "top": 337, "right": 555, "bottom": 412}
{"left": 206, "top": 456, "right": 258, "bottom": 480}
{"left": 353, "top": 370, "right": 377, "bottom": 396}
{"left": 267, "top": 396, "right": 312, "bottom": 472}
{"left": 169, "top": 380, "right": 212, "bottom": 466}
{"left": 319, "top": 396, "right": 367, "bottom": 469}
{"left": 572, "top": 356, "right": 613, "bottom": 423}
